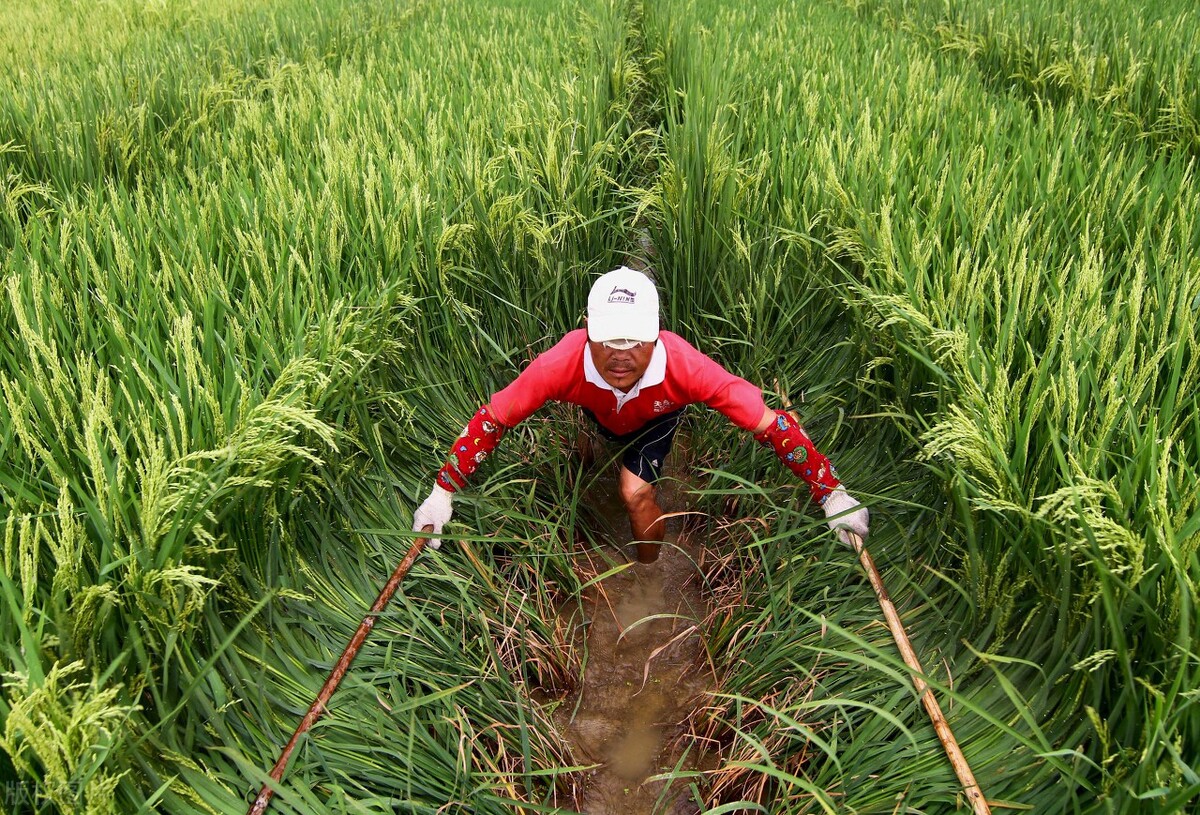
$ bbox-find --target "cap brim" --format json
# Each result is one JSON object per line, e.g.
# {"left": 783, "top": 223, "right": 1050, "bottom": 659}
{"left": 587, "top": 307, "right": 659, "bottom": 343}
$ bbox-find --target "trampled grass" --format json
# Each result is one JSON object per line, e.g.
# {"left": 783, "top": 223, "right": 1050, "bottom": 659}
{"left": 2, "top": 0, "right": 1197, "bottom": 813}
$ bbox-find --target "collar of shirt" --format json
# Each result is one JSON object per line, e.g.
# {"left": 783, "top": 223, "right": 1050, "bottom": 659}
{"left": 583, "top": 340, "right": 667, "bottom": 410}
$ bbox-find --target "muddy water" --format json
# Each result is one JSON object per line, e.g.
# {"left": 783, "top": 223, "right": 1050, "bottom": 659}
{"left": 557, "top": 474, "right": 712, "bottom": 814}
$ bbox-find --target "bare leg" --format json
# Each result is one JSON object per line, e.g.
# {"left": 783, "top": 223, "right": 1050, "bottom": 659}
{"left": 619, "top": 466, "right": 665, "bottom": 563}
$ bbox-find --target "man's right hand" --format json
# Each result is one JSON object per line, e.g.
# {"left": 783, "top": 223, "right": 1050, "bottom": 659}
{"left": 413, "top": 484, "right": 454, "bottom": 549}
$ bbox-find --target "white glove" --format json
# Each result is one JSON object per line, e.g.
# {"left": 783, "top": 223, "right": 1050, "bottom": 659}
{"left": 413, "top": 484, "right": 454, "bottom": 550}
{"left": 822, "top": 487, "right": 869, "bottom": 548}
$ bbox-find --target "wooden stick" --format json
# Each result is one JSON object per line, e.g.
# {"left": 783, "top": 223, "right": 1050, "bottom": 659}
{"left": 247, "top": 531, "right": 432, "bottom": 815}
{"left": 773, "top": 400, "right": 987, "bottom": 809}
{"left": 844, "top": 531, "right": 992, "bottom": 815}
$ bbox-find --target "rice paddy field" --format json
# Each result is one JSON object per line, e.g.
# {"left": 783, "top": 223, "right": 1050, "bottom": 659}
{"left": 1, "top": 0, "right": 1196, "bottom": 813}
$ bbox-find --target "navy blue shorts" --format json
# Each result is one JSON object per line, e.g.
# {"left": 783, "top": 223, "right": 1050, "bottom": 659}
{"left": 582, "top": 408, "right": 684, "bottom": 484}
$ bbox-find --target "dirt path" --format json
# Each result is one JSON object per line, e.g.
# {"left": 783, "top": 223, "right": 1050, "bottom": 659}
{"left": 556, "top": 472, "right": 712, "bottom": 814}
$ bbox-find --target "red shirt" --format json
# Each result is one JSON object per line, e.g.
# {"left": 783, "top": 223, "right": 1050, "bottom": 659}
{"left": 489, "top": 329, "right": 767, "bottom": 435}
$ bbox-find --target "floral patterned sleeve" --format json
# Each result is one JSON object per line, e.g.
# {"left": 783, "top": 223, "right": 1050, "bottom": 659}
{"left": 435, "top": 405, "right": 506, "bottom": 492}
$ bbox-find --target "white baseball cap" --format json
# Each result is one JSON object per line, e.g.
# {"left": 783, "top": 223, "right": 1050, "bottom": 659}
{"left": 586, "top": 267, "right": 660, "bottom": 344}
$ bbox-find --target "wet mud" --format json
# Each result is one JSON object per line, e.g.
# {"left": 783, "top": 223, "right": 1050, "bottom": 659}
{"left": 556, "top": 471, "right": 713, "bottom": 815}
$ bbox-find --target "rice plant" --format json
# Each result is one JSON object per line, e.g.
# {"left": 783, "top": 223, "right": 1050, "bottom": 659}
{"left": 3, "top": 0, "right": 1197, "bottom": 813}
{"left": 1, "top": 0, "right": 643, "bottom": 810}
{"left": 635, "top": 0, "right": 1199, "bottom": 811}
{"left": 850, "top": 0, "right": 1200, "bottom": 156}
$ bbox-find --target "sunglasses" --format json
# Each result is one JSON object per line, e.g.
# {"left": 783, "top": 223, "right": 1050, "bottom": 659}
{"left": 600, "top": 338, "right": 647, "bottom": 351}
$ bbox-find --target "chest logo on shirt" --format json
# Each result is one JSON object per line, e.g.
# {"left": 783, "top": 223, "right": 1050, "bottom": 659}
{"left": 653, "top": 399, "right": 675, "bottom": 413}
{"left": 608, "top": 287, "right": 637, "bottom": 304}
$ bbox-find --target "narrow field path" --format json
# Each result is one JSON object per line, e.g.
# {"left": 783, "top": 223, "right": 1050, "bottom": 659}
{"left": 556, "top": 469, "right": 712, "bottom": 815}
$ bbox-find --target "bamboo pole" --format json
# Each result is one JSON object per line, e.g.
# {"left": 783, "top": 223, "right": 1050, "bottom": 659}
{"left": 776, "top": 392, "right": 989, "bottom": 811}
{"left": 844, "top": 530, "right": 992, "bottom": 815}
{"left": 246, "top": 530, "right": 433, "bottom": 815}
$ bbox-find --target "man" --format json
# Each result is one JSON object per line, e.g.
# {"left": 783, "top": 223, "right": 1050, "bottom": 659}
{"left": 414, "top": 267, "right": 869, "bottom": 562}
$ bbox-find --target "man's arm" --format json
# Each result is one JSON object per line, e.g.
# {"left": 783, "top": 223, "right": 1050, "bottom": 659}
{"left": 752, "top": 407, "right": 775, "bottom": 433}
{"left": 412, "top": 403, "right": 507, "bottom": 548}
{"left": 752, "top": 405, "right": 869, "bottom": 545}
{"left": 411, "top": 334, "right": 586, "bottom": 547}
{"left": 434, "top": 404, "right": 507, "bottom": 492}
{"left": 664, "top": 333, "right": 870, "bottom": 544}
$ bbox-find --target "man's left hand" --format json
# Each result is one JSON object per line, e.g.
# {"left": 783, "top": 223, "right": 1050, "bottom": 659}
{"left": 822, "top": 487, "right": 869, "bottom": 547}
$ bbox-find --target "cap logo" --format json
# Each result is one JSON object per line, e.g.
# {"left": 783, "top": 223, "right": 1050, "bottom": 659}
{"left": 608, "top": 286, "right": 637, "bottom": 304}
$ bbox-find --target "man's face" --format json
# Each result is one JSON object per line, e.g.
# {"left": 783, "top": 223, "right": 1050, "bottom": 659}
{"left": 589, "top": 338, "right": 656, "bottom": 391}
